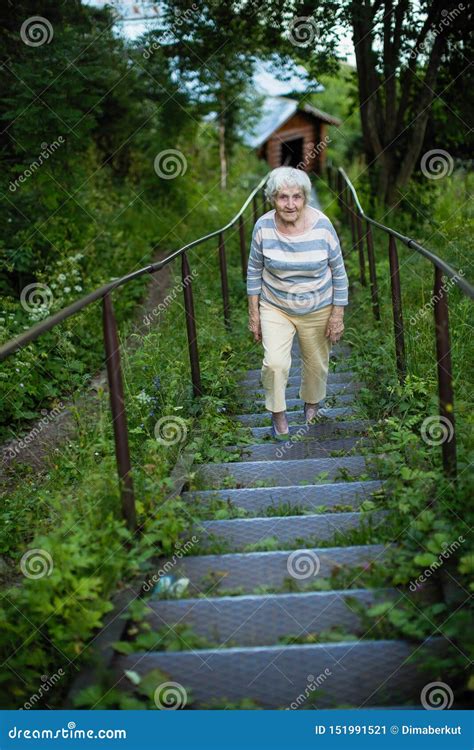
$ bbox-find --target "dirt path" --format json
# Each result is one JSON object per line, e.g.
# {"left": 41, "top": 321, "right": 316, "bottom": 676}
{"left": 0, "top": 253, "right": 173, "bottom": 494}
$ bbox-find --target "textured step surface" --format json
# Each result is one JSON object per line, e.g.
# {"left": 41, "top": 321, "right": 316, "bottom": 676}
{"left": 194, "top": 455, "right": 378, "bottom": 489}
{"left": 223, "top": 435, "right": 373, "bottom": 462}
{"left": 236, "top": 406, "right": 357, "bottom": 426}
{"left": 182, "top": 479, "right": 386, "bottom": 512}
{"left": 155, "top": 544, "right": 387, "bottom": 595}
{"left": 248, "top": 418, "right": 375, "bottom": 440}
{"left": 145, "top": 589, "right": 397, "bottom": 647}
{"left": 241, "top": 368, "right": 354, "bottom": 385}
{"left": 242, "top": 381, "right": 362, "bottom": 400}
{"left": 251, "top": 393, "right": 356, "bottom": 411}
{"left": 114, "top": 638, "right": 447, "bottom": 709}
{"left": 193, "top": 511, "right": 388, "bottom": 552}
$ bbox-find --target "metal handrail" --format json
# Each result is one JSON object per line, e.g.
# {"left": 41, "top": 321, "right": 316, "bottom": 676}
{"left": 325, "top": 162, "right": 473, "bottom": 479}
{"left": 0, "top": 172, "right": 270, "bottom": 530}
{"left": 338, "top": 167, "right": 474, "bottom": 298}
{"left": 0, "top": 174, "right": 269, "bottom": 362}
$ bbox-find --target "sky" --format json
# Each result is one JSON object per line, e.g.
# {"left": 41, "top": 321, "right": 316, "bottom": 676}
{"left": 82, "top": 0, "right": 357, "bottom": 74}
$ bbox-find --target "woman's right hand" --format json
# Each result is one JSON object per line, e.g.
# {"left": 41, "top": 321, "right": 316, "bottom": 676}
{"left": 248, "top": 311, "right": 261, "bottom": 343}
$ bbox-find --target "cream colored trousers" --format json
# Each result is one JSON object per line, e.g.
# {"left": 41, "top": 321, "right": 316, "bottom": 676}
{"left": 258, "top": 297, "right": 333, "bottom": 412}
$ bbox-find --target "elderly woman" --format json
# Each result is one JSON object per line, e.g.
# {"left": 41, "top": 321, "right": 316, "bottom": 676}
{"left": 247, "top": 166, "right": 348, "bottom": 440}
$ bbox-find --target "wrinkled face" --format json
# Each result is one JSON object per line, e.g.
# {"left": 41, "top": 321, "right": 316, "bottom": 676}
{"left": 274, "top": 184, "right": 305, "bottom": 224}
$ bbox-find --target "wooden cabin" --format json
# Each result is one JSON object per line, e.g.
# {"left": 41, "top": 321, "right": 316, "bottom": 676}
{"left": 244, "top": 96, "right": 341, "bottom": 175}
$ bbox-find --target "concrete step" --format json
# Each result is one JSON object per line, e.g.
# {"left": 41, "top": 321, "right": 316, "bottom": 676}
{"left": 240, "top": 368, "right": 355, "bottom": 385}
{"left": 144, "top": 588, "right": 397, "bottom": 647}
{"left": 193, "top": 510, "right": 388, "bottom": 553}
{"left": 221, "top": 436, "right": 373, "bottom": 462}
{"left": 236, "top": 406, "right": 357, "bottom": 426}
{"left": 182, "top": 479, "right": 386, "bottom": 514}
{"left": 114, "top": 638, "right": 448, "bottom": 708}
{"left": 248, "top": 418, "right": 375, "bottom": 440}
{"left": 154, "top": 544, "right": 387, "bottom": 596}
{"left": 193, "top": 455, "right": 378, "bottom": 490}
{"left": 248, "top": 393, "right": 356, "bottom": 413}
{"left": 242, "top": 381, "right": 362, "bottom": 400}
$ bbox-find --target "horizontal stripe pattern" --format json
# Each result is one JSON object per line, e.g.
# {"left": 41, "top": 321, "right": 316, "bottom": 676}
{"left": 246, "top": 207, "right": 349, "bottom": 315}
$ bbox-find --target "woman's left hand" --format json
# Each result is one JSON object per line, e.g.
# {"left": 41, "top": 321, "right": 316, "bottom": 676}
{"left": 325, "top": 315, "right": 344, "bottom": 344}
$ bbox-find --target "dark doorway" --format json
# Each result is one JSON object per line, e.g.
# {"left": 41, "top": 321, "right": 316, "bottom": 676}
{"left": 280, "top": 137, "right": 304, "bottom": 168}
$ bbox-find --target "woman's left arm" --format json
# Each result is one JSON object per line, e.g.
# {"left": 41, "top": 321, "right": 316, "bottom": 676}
{"left": 326, "top": 221, "right": 349, "bottom": 341}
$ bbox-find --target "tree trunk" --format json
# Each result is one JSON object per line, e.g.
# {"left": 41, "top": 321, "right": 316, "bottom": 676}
{"left": 349, "top": 0, "right": 453, "bottom": 205}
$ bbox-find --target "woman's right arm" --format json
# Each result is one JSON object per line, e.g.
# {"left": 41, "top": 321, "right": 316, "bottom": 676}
{"left": 247, "top": 224, "right": 263, "bottom": 342}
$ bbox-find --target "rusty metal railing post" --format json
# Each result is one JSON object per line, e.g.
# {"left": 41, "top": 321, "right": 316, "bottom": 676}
{"left": 355, "top": 210, "right": 367, "bottom": 287}
{"left": 349, "top": 193, "right": 357, "bottom": 249}
{"left": 433, "top": 266, "right": 457, "bottom": 478}
{"left": 337, "top": 171, "right": 343, "bottom": 213}
{"left": 344, "top": 185, "right": 351, "bottom": 226}
{"left": 181, "top": 252, "right": 202, "bottom": 397}
{"left": 253, "top": 194, "right": 258, "bottom": 224}
{"left": 218, "top": 231, "right": 231, "bottom": 330}
{"left": 388, "top": 235, "right": 407, "bottom": 382}
{"left": 239, "top": 214, "right": 247, "bottom": 282}
{"left": 102, "top": 293, "right": 136, "bottom": 531}
{"left": 366, "top": 222, "right": 380, "bottom": 321}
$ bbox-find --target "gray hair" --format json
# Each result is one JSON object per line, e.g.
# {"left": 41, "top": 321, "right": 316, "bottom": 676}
{"left": 264, "top": 167, "right": 311, "bottom": 205}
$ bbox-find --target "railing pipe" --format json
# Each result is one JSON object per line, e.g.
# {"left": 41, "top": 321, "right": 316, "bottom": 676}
{"left": 388, "top": 234, "right": 407, "bottom": 382}
{"left": 181, "top": 252, "right": 202, "bottom": 397}
{"left": 239, "top": 215, "right": 247, "bottom": 281}
{"left": 355, "top": 210, "right": 367, "bottom": 287}
{"left": 218, "top": 231, "right": 231, "bottom": 329}
{"left": 433, "top": 266, "right": 457, "bottom": 478}
{"left": 102, "top": 294, "right": 136, "bottom": 531}
{"left": 365, "top": 222, "right": 381, "bottom": 321}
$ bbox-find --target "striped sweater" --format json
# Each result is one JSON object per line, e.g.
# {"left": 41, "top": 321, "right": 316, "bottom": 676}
{"left": 246, "top": 207, "right": 349, "bottom": 315}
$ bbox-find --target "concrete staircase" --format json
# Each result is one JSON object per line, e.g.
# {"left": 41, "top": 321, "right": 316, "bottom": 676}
{"left": 113, "top": 342, "right": 446, "bottom": 709}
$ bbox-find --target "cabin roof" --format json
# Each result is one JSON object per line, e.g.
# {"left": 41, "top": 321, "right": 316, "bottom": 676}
{"left": 243, "top": 96, "right": 341, "bottom": 149}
